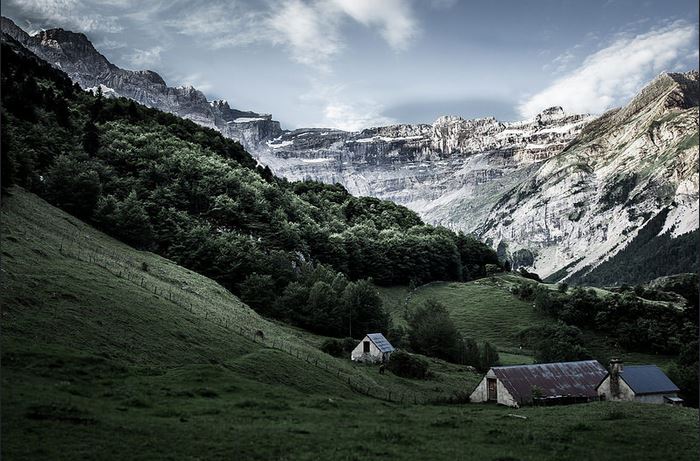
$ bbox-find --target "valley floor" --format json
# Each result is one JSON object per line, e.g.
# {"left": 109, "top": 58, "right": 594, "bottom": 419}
{"left": 2, "top": 189, "right": 698, "bottom": 460}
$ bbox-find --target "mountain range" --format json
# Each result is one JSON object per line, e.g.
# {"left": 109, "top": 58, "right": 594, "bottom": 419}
{"left": 2, "top": 16, "right": 697, "bottom": 284}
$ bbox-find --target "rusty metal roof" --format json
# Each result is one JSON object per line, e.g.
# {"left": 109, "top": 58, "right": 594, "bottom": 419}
{"left": 492, "top": 360, "right": 607, "bottom": 403}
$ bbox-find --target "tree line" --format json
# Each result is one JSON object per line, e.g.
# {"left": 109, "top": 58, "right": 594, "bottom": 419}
{"left": 1, "top": 40, "right": 500, "bottom": 339}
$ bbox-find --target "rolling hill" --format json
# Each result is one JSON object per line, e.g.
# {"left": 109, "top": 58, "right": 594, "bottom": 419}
{"left": 2, "top": 188, "right": 699, "bottom": 460}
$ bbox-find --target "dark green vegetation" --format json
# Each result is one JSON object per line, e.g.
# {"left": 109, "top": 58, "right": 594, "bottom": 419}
{"left": 1, "top": 38, "right": 499, "bottom": 339}
{"left": 405, "top": 298, "right": 500, "bottom": 370}
{"left": 569, "top": 208, "right": 699, "bottom": 285}
{"left": 379, "top": 275, "right": 692, "bottom": 371}
{"left": 512, "top": 279, "right": 698, "bottom": 405}
{"left": 3, "top": 189, "right": 698, "bottom": 461}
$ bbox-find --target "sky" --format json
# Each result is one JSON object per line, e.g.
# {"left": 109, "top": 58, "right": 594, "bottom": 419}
{"left": 3, "top": 0, "right": 699, "bottom": 130}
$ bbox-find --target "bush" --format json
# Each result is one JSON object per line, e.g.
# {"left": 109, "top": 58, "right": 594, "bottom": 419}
{"left": 320, "top": 337, "right": 358, "bottom": 358}
{"left": 407, "top": 299, "right": 464, "bottom": 363}
{"left": 517, "top": 322, "right": 591, "bottom": 363}
{"left": 386, "top": 350, "right": 430, "bottom": 379}
{"left": 518, "top": 267, "right": 542, "bottom": 282}
{"left": 512, "top": 283, "right": 536, "bottom": 301}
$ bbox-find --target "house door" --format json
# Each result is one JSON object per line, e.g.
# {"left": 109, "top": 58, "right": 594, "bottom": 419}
{"left": 363, "top": 341, "right": 370, "bottom": 353}
{"left": 487, "top": 378, "right": 497, "bottom": 401}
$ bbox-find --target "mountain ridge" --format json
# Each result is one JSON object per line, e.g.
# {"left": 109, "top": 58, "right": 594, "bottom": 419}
{"left": 3, "top": 15, "right": 697, "bottom": 284}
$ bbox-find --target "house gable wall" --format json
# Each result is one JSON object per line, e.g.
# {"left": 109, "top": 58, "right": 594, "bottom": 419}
{"left": 351, "top": 336, "right": 386, "bottom": 363}
{"left": 469, "top": 369, "right": 518, "bottom": 407}
{"left": 598, "top": 375, "right": 637, "bottom": 401}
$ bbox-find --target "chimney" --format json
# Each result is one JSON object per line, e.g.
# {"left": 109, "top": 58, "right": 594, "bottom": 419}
{"left": 609, "top": 359, "right": 623, "bottom": 399}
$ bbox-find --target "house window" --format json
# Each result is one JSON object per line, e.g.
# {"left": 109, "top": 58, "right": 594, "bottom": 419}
{"left": 363, "top": 341, "right": 370, "bottom": 353}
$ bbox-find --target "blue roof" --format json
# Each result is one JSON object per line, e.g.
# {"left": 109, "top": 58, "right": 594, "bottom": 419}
{"left": 619, "top": 365, "right": 680, "bottom": 395}
{"left": 366, "top": 333, "right": 394, "bottom": 353}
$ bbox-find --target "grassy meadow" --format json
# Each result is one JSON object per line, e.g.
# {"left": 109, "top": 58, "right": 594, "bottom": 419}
{"left": 1, "top": 189, "right": 698, "bottom": 460}
{"left": 379, "top": 275, "right": 679, "bottom": 370}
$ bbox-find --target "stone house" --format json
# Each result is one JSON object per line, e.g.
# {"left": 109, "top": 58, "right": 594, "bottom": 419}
{"left": 470, "top": 360, "right": 607, "bottom": 407}
{"left": 350, "top": 333, "right": 394, "bottom": 363}
{"left": 596, "top": 359, "right": 682, "bottom": 404}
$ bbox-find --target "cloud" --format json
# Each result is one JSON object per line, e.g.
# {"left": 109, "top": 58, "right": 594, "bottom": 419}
{"left": 171, "top": 72, "right": 213, "bottom": 92}
{"left": 429, "top": 0, "right": 458, "bottom": 9}
{"left": 95, "top": 38, "right": 126, "bottom": 50}
{"left": 519, "top": 21, "right": 698, "bottom": 118}
{"left": 123, "top": 46, "right": 163, "bottom": 68}
{"left": 322, "top": 101, "right": 396, "bottom": 131}
{"left": 297, "top": 79, "right": 395, "bottom": 130}
{"left": 164, "top": 2, "right": 263, "bottom": 49}
{"left": 6, "top": 0, "right": 125, "bottom": 33}
{"left": 163, "top": 0, "right": 419, "bottom": 70}
{"left": 267, "top": 0, "right": 342, "bottom": 69}
{"left": 331, "top": 0, "right": 418, "bottom": 51}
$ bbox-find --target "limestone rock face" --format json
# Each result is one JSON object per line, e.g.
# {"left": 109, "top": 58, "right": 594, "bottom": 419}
{"left": 0, "top": 16, "right": 281, "bottom": 148}
{"left": 4, "top": 16, "right": 696, "bottom": 282}
{"left": 252, "top": 108, "right": 593, "bottom": 238}
{"left": 479, "top": 71, "right": 699, "bottom": 280}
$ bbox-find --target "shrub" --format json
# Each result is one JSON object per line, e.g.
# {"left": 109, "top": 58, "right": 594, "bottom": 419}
{"left": 320, "top": 337, "right": 358, "bottom": 358}
{"left": 407, "top": 299, "right": 465, "bottom": 363}
{"left": 518, "top": 267, "right": 542, "bottom": 282}
{"left": 386, "top": 350, "right": 430, "bottom": 379}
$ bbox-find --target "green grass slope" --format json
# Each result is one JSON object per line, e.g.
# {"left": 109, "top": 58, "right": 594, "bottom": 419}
{"left": 380, "top": 275, "right": 678, "bottom": 369}
{"left": 2, "top": 189, "right": 698, "bottom": 460}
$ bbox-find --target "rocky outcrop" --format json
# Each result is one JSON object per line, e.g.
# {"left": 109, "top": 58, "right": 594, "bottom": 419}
{"left": 4, "top": 16, "right": 696, "bottom": 283}
{"left": 0, "top": 16, "right": 281, "bottom": 148}
{"left": 479, "top": 71, "right": 699, "bottom": 281}
{"left": 253, "top": 107, "right": 592, "bottom": 234}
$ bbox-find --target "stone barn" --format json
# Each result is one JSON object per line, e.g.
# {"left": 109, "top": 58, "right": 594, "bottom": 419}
{"left": 351, "top": 333, "right": 394, "bottom": 363}
{"left": 596, "top": 360, "right": 682, "bottom": 404}
{"left": 470, "top": 360, "right": 607, "bottom": 407}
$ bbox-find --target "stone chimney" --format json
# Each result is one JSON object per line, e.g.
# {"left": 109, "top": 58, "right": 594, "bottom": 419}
{"left": 609, "top": 359, "right": 623, "bottom": 399}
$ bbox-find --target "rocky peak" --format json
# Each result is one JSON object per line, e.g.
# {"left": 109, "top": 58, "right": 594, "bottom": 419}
{"left": 210, "top": 99, "right": 231, "bottom": 111}
{"left": 612, "top": 70, "right": 700, "bottom": 126}
{"left": 133, "top": 70, "right": 166, "bottom": 86}
{"left": 34, "top": 28, "right": 110, "bottom": 67}
{"left": 1, "top": 16, "right": 29, "bottom": 43}
{"left": 535, "top": 106, "right": 566, "bottom": 124}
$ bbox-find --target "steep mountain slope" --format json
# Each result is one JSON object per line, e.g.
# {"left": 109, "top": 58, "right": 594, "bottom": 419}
{"left": 0, "top": 16, "right": 590, "bottom": 230}
{"left": 0, "top": 16, "right": 282, "bottom": 147}
{"left": 3, "top": 16, "right": 696, "bottom": 286}
{"left": 480, "top": 71, "right": 699, "bottom": 282}
{"left": 256, "top": 107, "right": 592, "bottom": 233}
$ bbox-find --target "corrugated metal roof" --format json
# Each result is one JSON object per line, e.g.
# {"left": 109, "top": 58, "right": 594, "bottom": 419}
{"left": 366, "top": 333, "right": 394, "bottom": 353}
{"left": 492, "top": 360, "right": 607, "bottom": 403}
{"left": 619, "top": 365, "right": 680, "bottom": 395}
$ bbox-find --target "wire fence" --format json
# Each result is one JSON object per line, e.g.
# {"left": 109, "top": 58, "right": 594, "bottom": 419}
{"left": 51, "top": 230, "right": 466, "bottom": 406}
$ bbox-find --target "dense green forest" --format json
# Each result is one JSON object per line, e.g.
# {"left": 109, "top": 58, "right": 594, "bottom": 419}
{"left": 0, "top": 39, "right": 499, "bottom": 338}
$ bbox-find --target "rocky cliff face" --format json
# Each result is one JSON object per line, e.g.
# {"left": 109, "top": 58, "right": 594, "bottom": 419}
{"left": 253, "top": 107, "right": 592, "bottom": 235}
{"left": 4, "top": 16, "right": 696, "bottom": 283}
{"left": 0, "top": 16, "right": 282, "bottom": 147}
{"left": 479, "top": 71, "right": 699, "bottom": 280}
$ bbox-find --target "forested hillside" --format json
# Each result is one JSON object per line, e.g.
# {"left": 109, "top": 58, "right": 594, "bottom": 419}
{"left": 0, "top": 37, "right": 499, "bottom": 337}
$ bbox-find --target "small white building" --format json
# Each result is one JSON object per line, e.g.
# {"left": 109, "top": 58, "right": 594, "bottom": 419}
{"left": 596, "top": 360, "right": 682, "bottom": 405}
{"left": 351, "top": 333, "right": 394, "bottom": 363}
